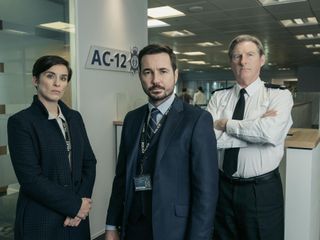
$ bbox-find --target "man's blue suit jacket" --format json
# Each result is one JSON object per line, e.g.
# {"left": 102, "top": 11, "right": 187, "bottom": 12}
{"left": 107, "top": 97, "right": 218, "bottom": 240}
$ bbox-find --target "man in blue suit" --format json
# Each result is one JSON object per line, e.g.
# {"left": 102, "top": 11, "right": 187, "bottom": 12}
{"left": 105, "top": 44, "right": 218, "bottom": 240}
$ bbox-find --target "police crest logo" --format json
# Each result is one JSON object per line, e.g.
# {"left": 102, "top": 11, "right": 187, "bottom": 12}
{"left": 130, "top": 46, "right": 139, "bottom": 74}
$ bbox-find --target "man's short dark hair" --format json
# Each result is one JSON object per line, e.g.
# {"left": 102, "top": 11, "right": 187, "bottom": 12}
{"left": 32, "top": 55, "right": 72, "bottom": 81}
{"left": 138, "top": 44, "right": 177, "bottom": 72}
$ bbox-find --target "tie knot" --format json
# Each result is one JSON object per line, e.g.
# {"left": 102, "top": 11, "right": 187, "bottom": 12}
{"left": 239, "top": 88, "right": 246, "bottom": 96}
{"left": 150, "top": 108, "right": 160, "bottom": 121}
{"left": 147, "top": 108, "right": 161, "bottom": 139}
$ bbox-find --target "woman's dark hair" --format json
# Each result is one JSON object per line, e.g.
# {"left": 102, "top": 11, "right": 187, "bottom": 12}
{"left": 32, "top": 55, "right": 72, "bottom": 81}
{"left": 138, "top": 44, "right": 177, "bottom": 72}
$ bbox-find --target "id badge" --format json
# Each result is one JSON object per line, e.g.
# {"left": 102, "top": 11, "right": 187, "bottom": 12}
{"left": 134, "top": 174, "right": 152, "bottom": 191}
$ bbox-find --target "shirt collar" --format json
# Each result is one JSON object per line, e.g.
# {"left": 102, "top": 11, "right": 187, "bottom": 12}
{"left": 48, "top": 105, "right": 66, "bottom": 122}
{"left": 235, "top": 77, "right": 263, "bottom": 97}
{"left": 148, "top": 93, "right": 175, "bottom": 115}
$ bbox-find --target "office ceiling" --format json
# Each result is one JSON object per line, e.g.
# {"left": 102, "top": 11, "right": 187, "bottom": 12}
{"left": 148, "top": 0, "right": 320, "bottom": 72}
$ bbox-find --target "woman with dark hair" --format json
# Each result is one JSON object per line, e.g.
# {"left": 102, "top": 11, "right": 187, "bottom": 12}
{"left": 7, "top": 55, "right": 96, "bottom": 240}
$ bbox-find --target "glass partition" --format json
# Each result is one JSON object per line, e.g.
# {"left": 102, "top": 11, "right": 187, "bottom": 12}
{"left": 0, "top": 1, "right": 75, "bottom": 238}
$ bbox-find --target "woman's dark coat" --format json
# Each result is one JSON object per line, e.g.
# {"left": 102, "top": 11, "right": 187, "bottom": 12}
{"left": 7, "top": 96, "right": 96, "bottom": 240}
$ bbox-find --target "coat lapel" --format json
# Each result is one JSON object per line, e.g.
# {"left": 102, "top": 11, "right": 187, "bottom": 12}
{"left": 155, "top": 98, "right": 184, "bottom": 170}
{"left": 67, "top": 116, "right": 79, "bottom": 175}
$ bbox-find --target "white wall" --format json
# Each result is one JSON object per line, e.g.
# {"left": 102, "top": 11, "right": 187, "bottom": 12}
{"left": 74, "top": 0, "right": 147, "bottom": 238}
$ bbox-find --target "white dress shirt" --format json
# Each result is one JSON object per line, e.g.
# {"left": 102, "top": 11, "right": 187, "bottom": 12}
{"left": 48, "top": 106, "right": 72, "bottom": 167}
{"left": 207, "top": 78, "right": 293, "bottom": 178}
{"left": 147, "top": 92, "right": 175, "bottom": 124}
{"left": 48, "top": 105, "right": 67, "bottom": 138}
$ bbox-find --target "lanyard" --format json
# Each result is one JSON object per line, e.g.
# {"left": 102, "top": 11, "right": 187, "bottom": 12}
{"left": 61, "top": 120, "right": 72, "bottom": 152}
{"left": 61, "top": 119, "right": 72, "bottom": 167}
{"left": 139, "top": 106, "right": 171, "bottom": 175}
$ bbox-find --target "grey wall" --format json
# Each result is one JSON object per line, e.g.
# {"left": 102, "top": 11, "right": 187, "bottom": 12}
{"left": 75, "top": 0, "right": 147, "bottom": 237}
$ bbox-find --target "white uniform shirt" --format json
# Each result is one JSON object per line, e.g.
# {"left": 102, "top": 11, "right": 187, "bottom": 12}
{"left": 193, "top": 91, "right": 206, "bottom": 105}
{"left": 207, "top": 78, "right": 293, "bottom": 178}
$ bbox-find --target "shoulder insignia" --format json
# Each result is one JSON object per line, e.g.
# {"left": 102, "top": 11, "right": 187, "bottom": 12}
{"left": 211, "top": 86, "right": 233, "bottom": 94}
{"left": 264, "top": 83, "right": 287, "bottom": 90}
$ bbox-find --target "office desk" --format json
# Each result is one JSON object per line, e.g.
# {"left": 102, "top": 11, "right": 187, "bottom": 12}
{"left": 284, "top": 128, "right": 320, "bottom": 240}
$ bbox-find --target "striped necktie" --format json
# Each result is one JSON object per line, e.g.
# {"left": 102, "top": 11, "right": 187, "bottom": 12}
{"left": 146, "top": 108, "right": 160, "bottom": 141}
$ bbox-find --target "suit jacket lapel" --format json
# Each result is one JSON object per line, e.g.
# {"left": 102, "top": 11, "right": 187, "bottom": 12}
{"left": 155, "top": 98, "right": 184, "bottom": 170}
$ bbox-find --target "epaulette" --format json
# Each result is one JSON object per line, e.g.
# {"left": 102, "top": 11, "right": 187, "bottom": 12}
{"left": 211, "top": 86, "right": 233, "bottom": 94}
{"left": 264, "top": 83, "right": 287, "bottom": 90}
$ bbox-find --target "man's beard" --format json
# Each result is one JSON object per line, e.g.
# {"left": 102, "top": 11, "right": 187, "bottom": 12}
{"left": 144, "top": 84, "right": 174, "bottom": 103}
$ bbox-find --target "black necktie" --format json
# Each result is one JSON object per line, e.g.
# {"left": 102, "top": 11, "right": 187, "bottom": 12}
{"left": 223, "top": 88, "right": 246, "bottom": 177}
{"left": 146, "top": 108, "right": 160, "bottom": 142}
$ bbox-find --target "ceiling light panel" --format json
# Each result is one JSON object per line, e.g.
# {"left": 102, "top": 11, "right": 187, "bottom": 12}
{"left": 178, "top": 58, "right": 189, "bottom": 62}
{"left": 197, "top": 41, "right": 222, "bottom": 47}
{"left": 183, "top": 51, "right": 206, "bottom": 56}
{"left": 278, "top": 68, "right": 291, "bottom": 70}
{"left": 293, "top": 18, "right": 304, "bottom": 24}
{"left": 161, "top": 30, "right": 195, "bottom": 37}
{"left": 258, "top": 0, "right": 307, "bottom": 6}
{"left": 188, "top": 61, "right": 207, "bottom": 65}
{"left": 38, "top": 21, "right": 74, "bottom": 33}
{"left": 280, "top": 17, "right": 318, "bottom": 27}
{"left": 4, "top": 29, "right": 29, "bottom": 35}
{"left": 296, "top": 33, "right": 320, "bottom": 40}
{"left": 148, "top": 6, "right": 185, "bottom": 19}
{"left": 147, "top": 19, "right": 169, "bottom": 28}
{"left": 305, "top": 44, "right": 320, "bottom": 48}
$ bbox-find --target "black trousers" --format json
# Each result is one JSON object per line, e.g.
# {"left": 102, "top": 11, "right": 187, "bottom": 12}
{"left": 213, "top": 170, "right": 284, "bottom": 240}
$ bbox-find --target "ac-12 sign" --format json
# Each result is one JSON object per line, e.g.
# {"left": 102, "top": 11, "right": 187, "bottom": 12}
{"left": 86, "top": 46, "right": 132, "bottom": 73}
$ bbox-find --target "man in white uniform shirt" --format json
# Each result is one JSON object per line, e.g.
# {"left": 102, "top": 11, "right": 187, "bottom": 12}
{"left": 193, "top": 86, "right": 206, "bottom": 106}
{"left": 207, "top": 34, "right": 293, "bottom": 240}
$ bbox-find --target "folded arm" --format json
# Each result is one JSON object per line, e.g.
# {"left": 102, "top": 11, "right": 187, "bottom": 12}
{"left": 226, "top": 90, "right": 293, "bottom": 146}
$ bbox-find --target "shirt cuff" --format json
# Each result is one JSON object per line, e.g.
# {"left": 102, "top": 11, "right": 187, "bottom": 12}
{"left": 106, "top": 225, "right": 117, "bottom": 230}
